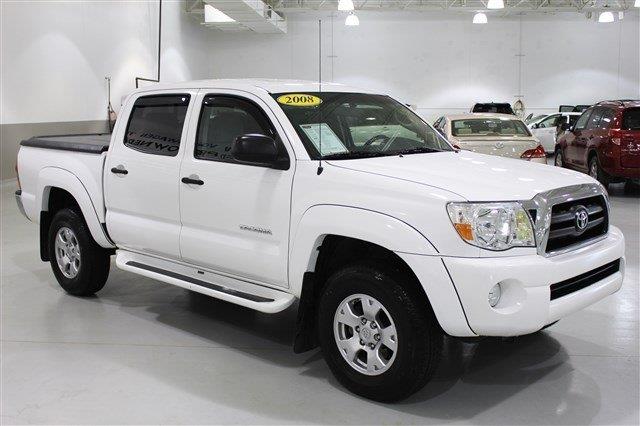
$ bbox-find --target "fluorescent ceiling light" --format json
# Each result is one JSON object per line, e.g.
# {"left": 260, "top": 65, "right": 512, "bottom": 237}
{"left": 338, "top": 0, "right": 355, "bottom": 11}
{"left": 473, "top": 12, "right": 488, "bottom": 24}
{"left": 487, "top": 0, "right": 504, "bottom": 9}
{"left": 204, "top": 4, "right": 235, "bottom": 23}
{"left": 635, "top": 0, "right": 640, "bottom": 7}
{"left": 598, "top": 11, "right": 614, "bottom": 23}
{"left": 345, "top": 12, "right": 359, "bottom": 26}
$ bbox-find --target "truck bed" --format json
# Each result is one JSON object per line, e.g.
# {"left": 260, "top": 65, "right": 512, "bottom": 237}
{"left": 21, "top": 133, "right": 111, "bottom": 154}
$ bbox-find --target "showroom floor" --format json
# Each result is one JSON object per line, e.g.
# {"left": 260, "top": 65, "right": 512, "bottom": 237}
{"left": 1, "top": 179, "right": 638, "bottom": 425}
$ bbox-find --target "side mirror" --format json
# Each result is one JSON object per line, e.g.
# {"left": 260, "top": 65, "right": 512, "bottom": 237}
{"left": 532, "top": 123, "right": 539, "bottom": 129}
{"left": 231, "top": 134, "right": 289, "bottom": 170}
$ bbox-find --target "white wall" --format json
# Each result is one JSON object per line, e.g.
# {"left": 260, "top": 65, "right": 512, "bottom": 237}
{"left": 1, "top": 0, "right": 210, "bottom": 125}
{"left": 207, "top": 12, "right": 640, "bottom": 122}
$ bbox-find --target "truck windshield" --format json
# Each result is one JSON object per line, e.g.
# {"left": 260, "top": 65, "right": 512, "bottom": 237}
{"left": 272, "top": 92, "right": 452, "bottom": 160}
{"left": 451, "top": 118, "right": 531, "bottom": 137}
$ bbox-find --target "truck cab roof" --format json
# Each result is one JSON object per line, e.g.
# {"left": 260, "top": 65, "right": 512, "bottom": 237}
{"left": 130, "top": 79, "right": 377, "bottom": 96}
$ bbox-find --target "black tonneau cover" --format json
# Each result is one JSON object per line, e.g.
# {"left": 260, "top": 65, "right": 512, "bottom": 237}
{"left": 21, "top": 133, "right": 111, "bottom": 154}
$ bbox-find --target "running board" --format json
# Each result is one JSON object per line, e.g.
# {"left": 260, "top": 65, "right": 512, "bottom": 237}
{"left": 115, "top": 250, "right": 295, "bottom": 313}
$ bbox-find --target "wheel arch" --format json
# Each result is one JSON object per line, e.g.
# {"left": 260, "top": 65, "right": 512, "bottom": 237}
{"left": 290, "top": 205, "right": 442, "bottom": 353}
{"left": 37, "top": 168, "right": 114, "bottom": 261}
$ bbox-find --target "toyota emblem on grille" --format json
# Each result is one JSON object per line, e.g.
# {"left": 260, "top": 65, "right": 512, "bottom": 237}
{"left": 574, "top": 206, "right": 589, "bottom": 232}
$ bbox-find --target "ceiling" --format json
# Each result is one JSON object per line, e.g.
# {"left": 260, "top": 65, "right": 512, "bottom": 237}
{"left": 270, "top": 0, "right": 634, "bottom": 14}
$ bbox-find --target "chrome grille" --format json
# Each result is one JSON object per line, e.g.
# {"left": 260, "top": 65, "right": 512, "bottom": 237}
{"left": 522, "top": 184, "right": 609, "bottom": 257}
{"left": 546, "top": 195, "right": 608, "bottom": 253}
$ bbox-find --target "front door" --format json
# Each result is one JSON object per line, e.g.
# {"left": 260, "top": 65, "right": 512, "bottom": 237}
{"left": 104, "top": 92, "right": 194, "bottom": 259}
{"left": 179, "top": 92, "right": 294, "bottom": 288}
{"left": 565, "top": 109, "right": 592, "bottom": 167}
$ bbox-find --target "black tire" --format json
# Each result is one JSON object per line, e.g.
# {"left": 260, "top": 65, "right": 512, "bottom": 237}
{"left": 48, "top": 208, "right": 110, "bottom": 296}
{"left": 589, "top": 155, "right": 610, "bottom": 187}
{"left": 317, "top": 263, "right": 443, "bottom": 402}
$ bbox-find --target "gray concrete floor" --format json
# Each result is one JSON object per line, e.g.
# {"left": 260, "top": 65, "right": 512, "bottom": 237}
{"left": 1, "top": 179, "right": 638, "bottom": 425}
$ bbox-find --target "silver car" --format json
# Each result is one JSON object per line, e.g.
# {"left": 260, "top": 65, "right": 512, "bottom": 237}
{"left": 433, "top": 113, "right": 547, "bottom": 163}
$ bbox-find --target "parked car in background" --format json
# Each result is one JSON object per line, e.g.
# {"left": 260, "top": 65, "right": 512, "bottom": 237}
{"left": 434, "top": 113, "right": 546, "bottom": 163}
{"left": 555, "top": 100, "right": 640, "bottom": 188}
{"left": 470, "top": 102, "right": 515, "bottom": 115}
{"left": 529, "top": 112, "right": 582, "bottom": 154}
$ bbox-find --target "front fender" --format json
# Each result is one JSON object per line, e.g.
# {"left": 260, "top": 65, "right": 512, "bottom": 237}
{"left": 37, "top": 167, "right": 114, "bottom": 248}
{"left": 288, "top": 204, "right": 439, "bottom": 297}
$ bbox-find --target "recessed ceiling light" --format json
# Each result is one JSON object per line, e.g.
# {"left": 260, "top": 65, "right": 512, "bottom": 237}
{"left": 598, "top": 11, "right": 614, "bottom": 23}
{"left": 487, "top": 0, "right": 505, "bottom": 9}
{"left": 204, "top": 4, "right": 235, "bottom": 23}
{"left": 473, "top": 12, "right": 488, "bottom": 24}
{"left": 338, "top": 0, "right": 355, "bottom": 11}
{"left": 345, "top": 12, "right": 359, "bottom": 26}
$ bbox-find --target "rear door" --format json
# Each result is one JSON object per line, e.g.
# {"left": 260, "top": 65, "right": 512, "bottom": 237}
{"left": 104, "top": 91, "right": 194, "bottom": 259}
{"left": 178, "top": 91, "right": 295, "bottom": 288}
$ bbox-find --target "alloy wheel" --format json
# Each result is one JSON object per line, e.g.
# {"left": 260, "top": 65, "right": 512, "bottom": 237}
{"left": 333, "top": 294, "right": 398, "bottom": 376}
{"left": 55, "top": 227, "right": 81, "bottom": 278}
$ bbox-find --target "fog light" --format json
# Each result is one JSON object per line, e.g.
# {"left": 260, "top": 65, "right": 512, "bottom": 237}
{"left": 488, "top": 284, "right": 502, "bottom": 307}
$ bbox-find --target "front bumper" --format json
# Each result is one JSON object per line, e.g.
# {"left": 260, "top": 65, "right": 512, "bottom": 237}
{"left": 442, "top": 226, "right": 625, "bottom": 336}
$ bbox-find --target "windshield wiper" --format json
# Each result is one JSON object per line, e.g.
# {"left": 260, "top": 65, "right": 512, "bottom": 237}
{"left": 322, "top": 151, "right": 393, "bottom": 160}
{"left": 395, "top": 147, "right": 440, "bottom": 155}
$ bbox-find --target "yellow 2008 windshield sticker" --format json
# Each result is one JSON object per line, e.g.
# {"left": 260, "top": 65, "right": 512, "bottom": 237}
{"left": 276, "top": 94, "right": 322, "bottom": 107}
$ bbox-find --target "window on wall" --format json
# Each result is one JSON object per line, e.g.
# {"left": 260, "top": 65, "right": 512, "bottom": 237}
{"left": 124, "top": 95, "right": 190, "bottom": 156}
{"left": 195, "top": 96, "right": 277, "bottom": 163}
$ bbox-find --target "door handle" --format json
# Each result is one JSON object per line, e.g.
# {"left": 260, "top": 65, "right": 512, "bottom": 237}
{"left": 111, "top": 167, "right": 128, "bottom": 175}
{"left": 181, "top": 177, "right": 204, "bottom": 185}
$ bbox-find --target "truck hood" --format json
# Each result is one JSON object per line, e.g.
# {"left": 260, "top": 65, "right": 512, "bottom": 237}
{"left": 326, "top": 151, "right": 595, "bottom": 201}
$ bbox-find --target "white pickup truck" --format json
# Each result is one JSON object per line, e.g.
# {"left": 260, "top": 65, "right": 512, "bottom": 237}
{"left": 16, "top": 79, "right": 625, "bottom": 402}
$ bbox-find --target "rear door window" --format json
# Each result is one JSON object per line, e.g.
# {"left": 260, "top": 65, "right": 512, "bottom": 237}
{"left": 586, "top": 107, "right": 604, "bottom": 130}
{"left": 124, "top": 95, "right": 191, "bottom": 156}
{"left": 599, "top": 109, "right": 616, "bottom": 129}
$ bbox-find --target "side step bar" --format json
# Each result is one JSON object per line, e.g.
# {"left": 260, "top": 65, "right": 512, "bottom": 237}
{"left": 116, "top": 250, "right": 295, "bottom": 313}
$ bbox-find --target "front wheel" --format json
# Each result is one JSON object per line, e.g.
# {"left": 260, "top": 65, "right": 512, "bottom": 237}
{"left": 48, "top": 208, "right": 110, "bottom": 296}
{"left": 317, "top": 264, "right": 443, "bottom": 402}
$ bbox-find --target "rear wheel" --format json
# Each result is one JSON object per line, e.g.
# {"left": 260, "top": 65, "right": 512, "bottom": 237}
{"left": 589, "top": 156, "right": 610, "bottom": 187}
{"left": 48, "top": 208, "right": 110, "bottom": 296}
{"left": 317, "top": 264, "right": 442, "bottom": 402}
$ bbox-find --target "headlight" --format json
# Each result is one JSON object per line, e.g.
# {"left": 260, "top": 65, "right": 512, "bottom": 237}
{"left": 446, "top": 202, "right": 535, "bottom": 250}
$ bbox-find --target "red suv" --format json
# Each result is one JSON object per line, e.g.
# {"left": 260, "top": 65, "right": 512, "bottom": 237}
{"left": 555, "top": 100, "right": 640, "bottom": 188}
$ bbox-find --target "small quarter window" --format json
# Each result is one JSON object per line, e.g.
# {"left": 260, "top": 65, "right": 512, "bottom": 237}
{"left": 124, "top": 95, "right": 190, "bottom": 156}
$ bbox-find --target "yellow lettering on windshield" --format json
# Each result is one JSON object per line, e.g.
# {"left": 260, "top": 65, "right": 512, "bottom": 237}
{"left": 276, "top": 94, "right": 322, "bottom": 107}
